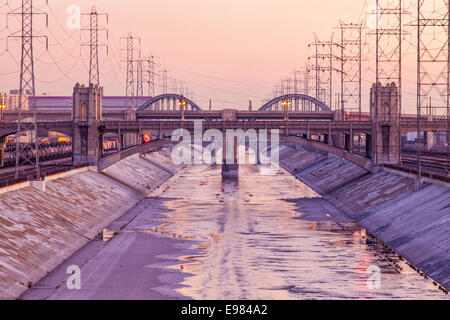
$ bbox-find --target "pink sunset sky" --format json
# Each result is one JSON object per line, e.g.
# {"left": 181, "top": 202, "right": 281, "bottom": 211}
{"left": 0, "top": 0, "right": 432, "bottom": 112}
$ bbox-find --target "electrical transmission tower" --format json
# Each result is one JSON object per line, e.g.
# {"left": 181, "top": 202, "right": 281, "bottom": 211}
{"left": 122, "top": 34, "right": 140, "bottom": 105}
{"left": 294, "top": 65, "right": 314, "bottom": 111}
{"left": 370, "top": 0, "right": 408, "bottom": 164}
{"left": 292, "top": 70, "right": 301, "bottom": 111}
{"left": 415, "top": 0, "right": 450, "bottom": 175}
{"left": 308, "top": 34, "right": 342, "bottom": 110}
{"left": 178, "top": 80, "right": 185, "bottom": 96}
{"left": 338, "top": 21, "right": 363, "bottom": 120}
{"left": 161, "top": 68, "right": 168, "bottom": 94}
{"left": 81, "top": 6, "right": 108, "bottom": 87}
{"left": 280, "top": 77, "right": 292, "bottom": 95}
{"left": 172, "top": 78, "right": 178, "bottom": 94}
{"left": 8, "top": 0, "right": 48, "bottom": 179}
{"left": 136, "top": 55, "right": 144, "bottom": 105}
{"left": 146, "top": 55, "right": 156, "bottom": 97}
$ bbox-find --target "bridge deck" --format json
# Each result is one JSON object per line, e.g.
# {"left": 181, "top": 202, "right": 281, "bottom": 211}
{"left": 1, "top": 119, "right": 447, "bottom": 138}
{"left": 100, "top": 120, "right": 447, "bottom": 135}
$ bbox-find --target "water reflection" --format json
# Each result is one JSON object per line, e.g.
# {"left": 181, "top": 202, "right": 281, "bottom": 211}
{"left": 150, "top": 164, "right": 447, "bottom": 300}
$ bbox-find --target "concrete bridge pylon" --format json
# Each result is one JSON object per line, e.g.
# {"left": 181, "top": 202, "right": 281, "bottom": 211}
{"left": 370, "top": 82, "right": 400, "bottom": 165}
{"left": 72, "top": 83, "right": 103, "bottom": 167}
{"left": 221, "top": 109, "right": 239, "bottom": 178}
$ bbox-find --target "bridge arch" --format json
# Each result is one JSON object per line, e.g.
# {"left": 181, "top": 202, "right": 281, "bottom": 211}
{"left": 138, "top": 94, "right": 202, "bottom": 111}
{"left": 259, "top": 94, "right": 332, "bottom": 112}
{"left": 0, "top": 124, "right": 73, "bottom": 141}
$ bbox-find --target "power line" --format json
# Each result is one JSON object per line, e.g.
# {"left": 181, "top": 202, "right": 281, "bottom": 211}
{"left": 168, "top": 65, "right": 272, "bottom": 89}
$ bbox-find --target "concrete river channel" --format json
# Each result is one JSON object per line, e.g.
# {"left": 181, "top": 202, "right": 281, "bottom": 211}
{"left": 20, "top": 161, "right": 448, "bottom": 300}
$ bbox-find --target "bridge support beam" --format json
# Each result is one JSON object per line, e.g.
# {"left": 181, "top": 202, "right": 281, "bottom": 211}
{"left": 123, "top": 109, "right": 139, "bottom": 148}
{"left": 72, "top": 83, "right": 102, "bottom": 167}
{"left": 221, "top": 110, "right": 239, "bottom": 178}
{"left": 366, "top": 134, "right": 372, "bottom": 159}
{"left": 424, "top": 131, "right": 436, "bottom": 151}
{"left": 345, "top": 134, "right": 352, "bottom": 152}
{"left": 324, "top": 134, "right": 331, "bottom": 146}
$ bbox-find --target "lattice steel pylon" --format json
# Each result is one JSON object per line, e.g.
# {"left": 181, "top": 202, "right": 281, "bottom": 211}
{"left": 292, "top": 70, "right": 301, "bottom": 110}
{"left": 136, "top": 54, "right": 144, "bottom": 105}
{"left": 338, "top": 21, "right": 363, "bottom": 120}
{"left": 415, "top": 0, "right": 450, "bottom": 176}
{"left": 161, "top": 68, "right": 168, "bottom": 94}
{"left": 371, "top": 0, "right": 409, "bottom": 165}
{"left": 121, "top": 34, "right": 140, "bottom": 106}
{"left": 307, "top": 33, "right": 342, "bottom": 110}
{"left": 81, "top": 6, "right": 108, "bottom": 86}
{"left": 302, "top": 63, "right": 313, "bottom": 97}
{"left": 8, "top": 0, "right": 48, "bottom": 179}
{"left": 146, "top": 55, "right": 156, "bottom": 97}
{"left": 125, "top": 34, "right": 134, "bottom": 98}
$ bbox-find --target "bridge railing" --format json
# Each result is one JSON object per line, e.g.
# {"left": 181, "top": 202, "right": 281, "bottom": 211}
{"left": 98, "top": 139, "right": 172, "bottom": 171}
{"left": 101, "top": 120, "right": 374, "bottom": 131}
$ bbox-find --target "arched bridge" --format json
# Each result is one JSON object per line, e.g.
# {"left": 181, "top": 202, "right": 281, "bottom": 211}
{"left": 259, "top": 94, "right": 332, "bottom": 112}
{"left": 0, "top": 122, "right": 73, "bottom": 140}
{"left": 139, "top": 94, "right": 202, "bottom": 111}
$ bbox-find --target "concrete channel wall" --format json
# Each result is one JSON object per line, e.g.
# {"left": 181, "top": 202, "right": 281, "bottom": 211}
{"left": 0, "top": 147, "right": 182, "bottom": 300}
{"left": 279, "top": 143, "right": 450, "bottom": 290}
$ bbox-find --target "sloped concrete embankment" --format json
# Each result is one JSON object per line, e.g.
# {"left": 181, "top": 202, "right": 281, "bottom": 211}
{"left": 0, "top": 147, "right": 181, "bottom": 299}
{"left": 279, "top": 143, "right": 450, "bottom": 290}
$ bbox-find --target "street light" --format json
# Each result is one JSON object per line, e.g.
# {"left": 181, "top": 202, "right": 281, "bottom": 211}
{"left": 281, "top": 100, "right": 291, "bottom": 108}
{"left": 282, "top": 100, "right": 291, "bottom": 121}
{"left": 179, "top": 96, "right": 187, "bottom": 121}
{"left": 0, "top": 104, "right": 6, "bottom": 122}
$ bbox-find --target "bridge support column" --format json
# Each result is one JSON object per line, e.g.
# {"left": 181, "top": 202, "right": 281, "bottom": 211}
{"left": 366, "top": 134, "right": 372, "bottom": 159}
{"left": 123, "top": 109, "right": 138, "bottom": 148}
{"left": 332, "top": 134, "right": 344, "bottom": 148}
{"left": 118, "top": 130, "right": 123, "bottom": 152}
{"left": 306, "top": 121, "right": 310, "bottom": 139}
{"left": 345, "top": 126, "right": 354, "bottom": 152}
{"left": 72, "top": 83, "right": 102, "bottom": 167}
{"left": 324, "top": 134, "right": 331, "bottom": 146}
{"left": 424, "top": 131, "right": 436, "bottom": 151}
{"left": 0, "top": 136, "right": 7, "bottom": 167}
{"left": 326, "top": 123, "right": 332, "bottom": 146}
{"left": 370, "top": 82, "right": 400, "bottom": 165}
{"left": 221, "top": 110, "right": 239, "bottom": 178}
{"left": 345, "top": 134, "right": 351, "bottom": 152}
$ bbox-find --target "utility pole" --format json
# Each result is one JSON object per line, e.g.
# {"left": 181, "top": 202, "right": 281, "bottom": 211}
{"left": 136, "top": 54, "right": 144, "bottom": 105}
{"left": 308, "top": 33, "right": 342, "bottom": 109}
{"left": 81, "top": 6, "right": 108, "bottom": 87}
{"left": 8, "top": 0, "right": 48, "bottom": 180}
{"left": 338, "top": 21, "right": 363, "bottom": 121}
{"left": 178, "top": 81, "right": 184, "bottom": 96}
{"left": 146, "top": 55, "right": 156, "bottom": 97}
{"left": 172, "top": 79, "right": 178, "bottom": 94}
{"left": 122, "top": 34, "right": 140, "bottom": 105}
{"left": 370, "top": 0, "right": 407, "bottom": 166}
{"left": 162, "top": 68, "right": 168, "bottom": 94}
{"left": 415, "top": 0, "right": 450, "bottom": 176}
{"left": 338, "top": 21, "right": 363, "bottom": 151}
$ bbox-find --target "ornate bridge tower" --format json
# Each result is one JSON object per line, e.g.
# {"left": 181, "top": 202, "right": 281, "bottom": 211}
{"left": 72, "top": 83, "right": 102, "bottom": 166}
{"left": 370, "top": 82, "right": 400, "bottom": 165}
